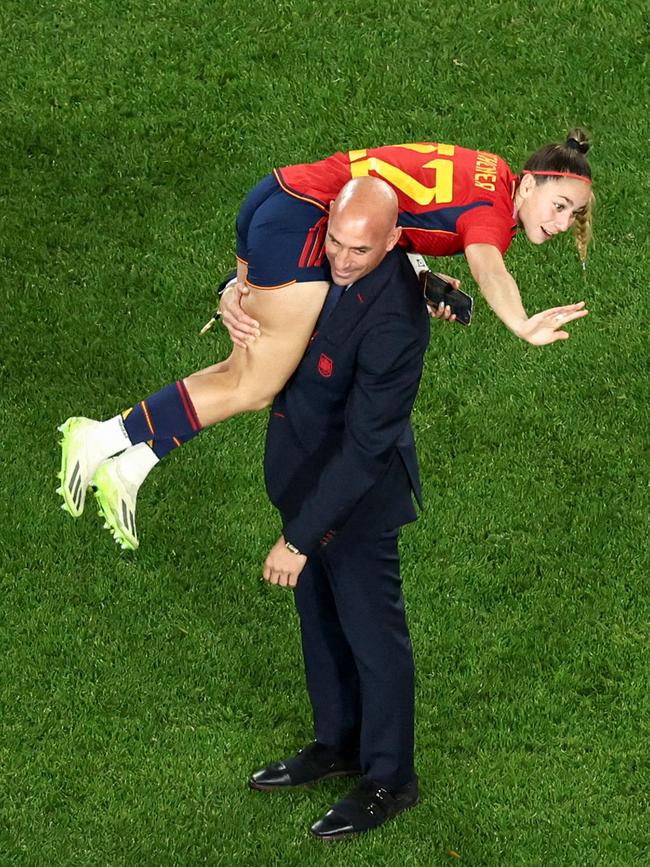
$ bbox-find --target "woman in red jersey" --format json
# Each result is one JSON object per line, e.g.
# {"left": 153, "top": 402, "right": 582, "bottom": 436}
{"left": 57, "top": 129, "right": 593, "bottom": 549}
{"left": 223, "top": 128, "right": 593, "bottom": 347}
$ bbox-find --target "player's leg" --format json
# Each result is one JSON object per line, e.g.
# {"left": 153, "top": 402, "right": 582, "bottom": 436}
{"left": 58, "top": 174, "right": 330, "bottom": 540}
{"left": 184, "top": 278, "right": 328, "bottom": 424}
{"left": 60, "top": 278, "right": 327, "bottom": 545}
{"left": 84, "top": 190, "right": 327, "bottom": 530}
{"left": 56, "top": 380, "right": 200, "bottom": 520}
{"left": 85, "top": 262, "right": 253, "bottom": 547}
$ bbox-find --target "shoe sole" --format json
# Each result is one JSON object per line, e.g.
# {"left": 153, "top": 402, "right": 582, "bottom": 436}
{"left": 56, "top": 418, "right": 90, "bottom": 518}
{"left": 249, "top": 768, "right": 362, "bottom": 792}
{"left": 93, "top": 465, "right": 138, "bottom": 551}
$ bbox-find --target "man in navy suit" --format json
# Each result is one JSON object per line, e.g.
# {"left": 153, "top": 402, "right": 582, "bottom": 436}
{"left": 241, "top": 177, "right": 431, "bottom": 839}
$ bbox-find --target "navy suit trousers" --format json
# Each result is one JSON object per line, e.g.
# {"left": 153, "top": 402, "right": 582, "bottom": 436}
{"left": 294, "top": 527, "right": 415, "bottom": 790}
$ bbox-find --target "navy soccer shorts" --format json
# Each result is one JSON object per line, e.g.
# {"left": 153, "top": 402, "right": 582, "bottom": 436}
{"left": 236, "top": 173, "right": 331, "bottom": 289}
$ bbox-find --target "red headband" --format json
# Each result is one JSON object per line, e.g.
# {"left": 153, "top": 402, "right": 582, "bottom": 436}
{"left": 523, "top": 170, "right": 592, "bottom": 185}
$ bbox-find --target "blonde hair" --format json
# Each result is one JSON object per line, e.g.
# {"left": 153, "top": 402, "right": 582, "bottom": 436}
{"left": 574, "top": 191, "right": 594, "bottom": 267}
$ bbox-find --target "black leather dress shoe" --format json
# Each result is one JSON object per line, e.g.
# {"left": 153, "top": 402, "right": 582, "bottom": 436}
{"left": 310, "top": 776, "right": 419, "bottom": 840}
{"left": 249, "top": 741, "right": 362, "bottom": 791}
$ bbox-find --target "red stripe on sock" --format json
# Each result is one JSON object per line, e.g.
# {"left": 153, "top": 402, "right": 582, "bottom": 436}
{"left": 176, "top": 381, "right": 202, "bottom": 432}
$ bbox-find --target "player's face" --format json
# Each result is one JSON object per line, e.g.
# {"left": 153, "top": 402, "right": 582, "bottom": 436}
{"left": 516, "top": 176, "right": 592, "bottom": 245}
{"left": 325, "top": 213, "right": 401, "bottom": 286}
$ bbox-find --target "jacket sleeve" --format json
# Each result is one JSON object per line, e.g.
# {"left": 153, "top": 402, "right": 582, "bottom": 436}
{"left": 282, "top": 312, "right": 428, "bottom": 555}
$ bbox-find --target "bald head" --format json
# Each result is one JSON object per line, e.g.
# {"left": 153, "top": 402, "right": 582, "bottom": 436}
{"left": 326, "top": 177, "right": 402, "bottom": 285}
{"left": 331, "top": 177, "right": 399, "bottom": 232}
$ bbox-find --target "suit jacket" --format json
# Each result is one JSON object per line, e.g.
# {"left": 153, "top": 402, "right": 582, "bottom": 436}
{"left": 263, "top": 247, "right": 430, "bottom": 556}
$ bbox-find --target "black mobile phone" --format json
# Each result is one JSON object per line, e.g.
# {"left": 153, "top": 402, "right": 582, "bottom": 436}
{"left": 420, "top": 271, "right": 474, "bottom": 326}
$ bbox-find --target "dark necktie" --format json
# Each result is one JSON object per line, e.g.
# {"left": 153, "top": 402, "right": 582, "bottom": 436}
{"left": 316, "top": 282, "right": 346, "bottom": 330}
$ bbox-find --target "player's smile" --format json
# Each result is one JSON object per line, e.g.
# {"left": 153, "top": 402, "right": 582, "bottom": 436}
{"left": 515, "top": 175, "right": 592, "bottom": 246}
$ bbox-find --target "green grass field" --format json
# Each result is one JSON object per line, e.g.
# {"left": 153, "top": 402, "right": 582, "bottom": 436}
{"left": 2, "top": 0, "right": 649, "bottom": 864}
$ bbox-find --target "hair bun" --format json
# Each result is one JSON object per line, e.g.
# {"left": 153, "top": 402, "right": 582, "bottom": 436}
{"left": 566, "top": 128, "right": 590, "bottom": 155}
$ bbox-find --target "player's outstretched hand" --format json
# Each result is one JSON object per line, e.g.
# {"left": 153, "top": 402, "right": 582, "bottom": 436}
{"left": 518, "top": 301, "right": 589, "bottom": 345}
{"left": 219, "top": 282, "right": 261, "bottom": 348}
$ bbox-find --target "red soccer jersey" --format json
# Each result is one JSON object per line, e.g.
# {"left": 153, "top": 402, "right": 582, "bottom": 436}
{"left": 275, "top": 143, "right": 518, "bottom": 257}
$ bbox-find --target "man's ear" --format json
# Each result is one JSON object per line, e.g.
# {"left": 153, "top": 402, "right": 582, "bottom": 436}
{"left": 386, "top": 225, "right": 402, "bottom": 251}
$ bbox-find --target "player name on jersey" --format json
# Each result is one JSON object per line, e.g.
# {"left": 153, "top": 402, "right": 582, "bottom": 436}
{"left": 474, "top": 151, "right": 500, "bottom": 191}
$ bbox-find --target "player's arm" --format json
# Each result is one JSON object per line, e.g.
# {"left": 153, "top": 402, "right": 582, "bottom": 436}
{"left": 465, "top": 243, "right": 588, "bottom": 346}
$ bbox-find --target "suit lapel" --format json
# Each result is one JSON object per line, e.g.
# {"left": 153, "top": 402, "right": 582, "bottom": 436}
{"left": 315, "top": 251, "right": 399, "bottom": 347}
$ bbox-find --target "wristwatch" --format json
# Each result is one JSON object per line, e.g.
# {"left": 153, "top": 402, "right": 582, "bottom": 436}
{"left": 285, "top": 539, "right": 302, "bottom": 556}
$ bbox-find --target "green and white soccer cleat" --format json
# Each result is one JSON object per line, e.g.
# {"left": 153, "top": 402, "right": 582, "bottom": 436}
{"left": 57, "top": 417, "right": 104, "bottom": 518}
{"left": 92, "top": 457, "right": 139, "bottom": 550}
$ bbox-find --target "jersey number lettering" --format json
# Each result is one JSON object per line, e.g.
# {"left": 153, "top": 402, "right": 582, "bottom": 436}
{"left": 348, "top": 143, "right": 455, "bottom": 206}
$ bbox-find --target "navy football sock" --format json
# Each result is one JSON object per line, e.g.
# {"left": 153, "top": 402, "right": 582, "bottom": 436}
{"left": 122, "top": 381, "right": 202, "bottom": 445}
